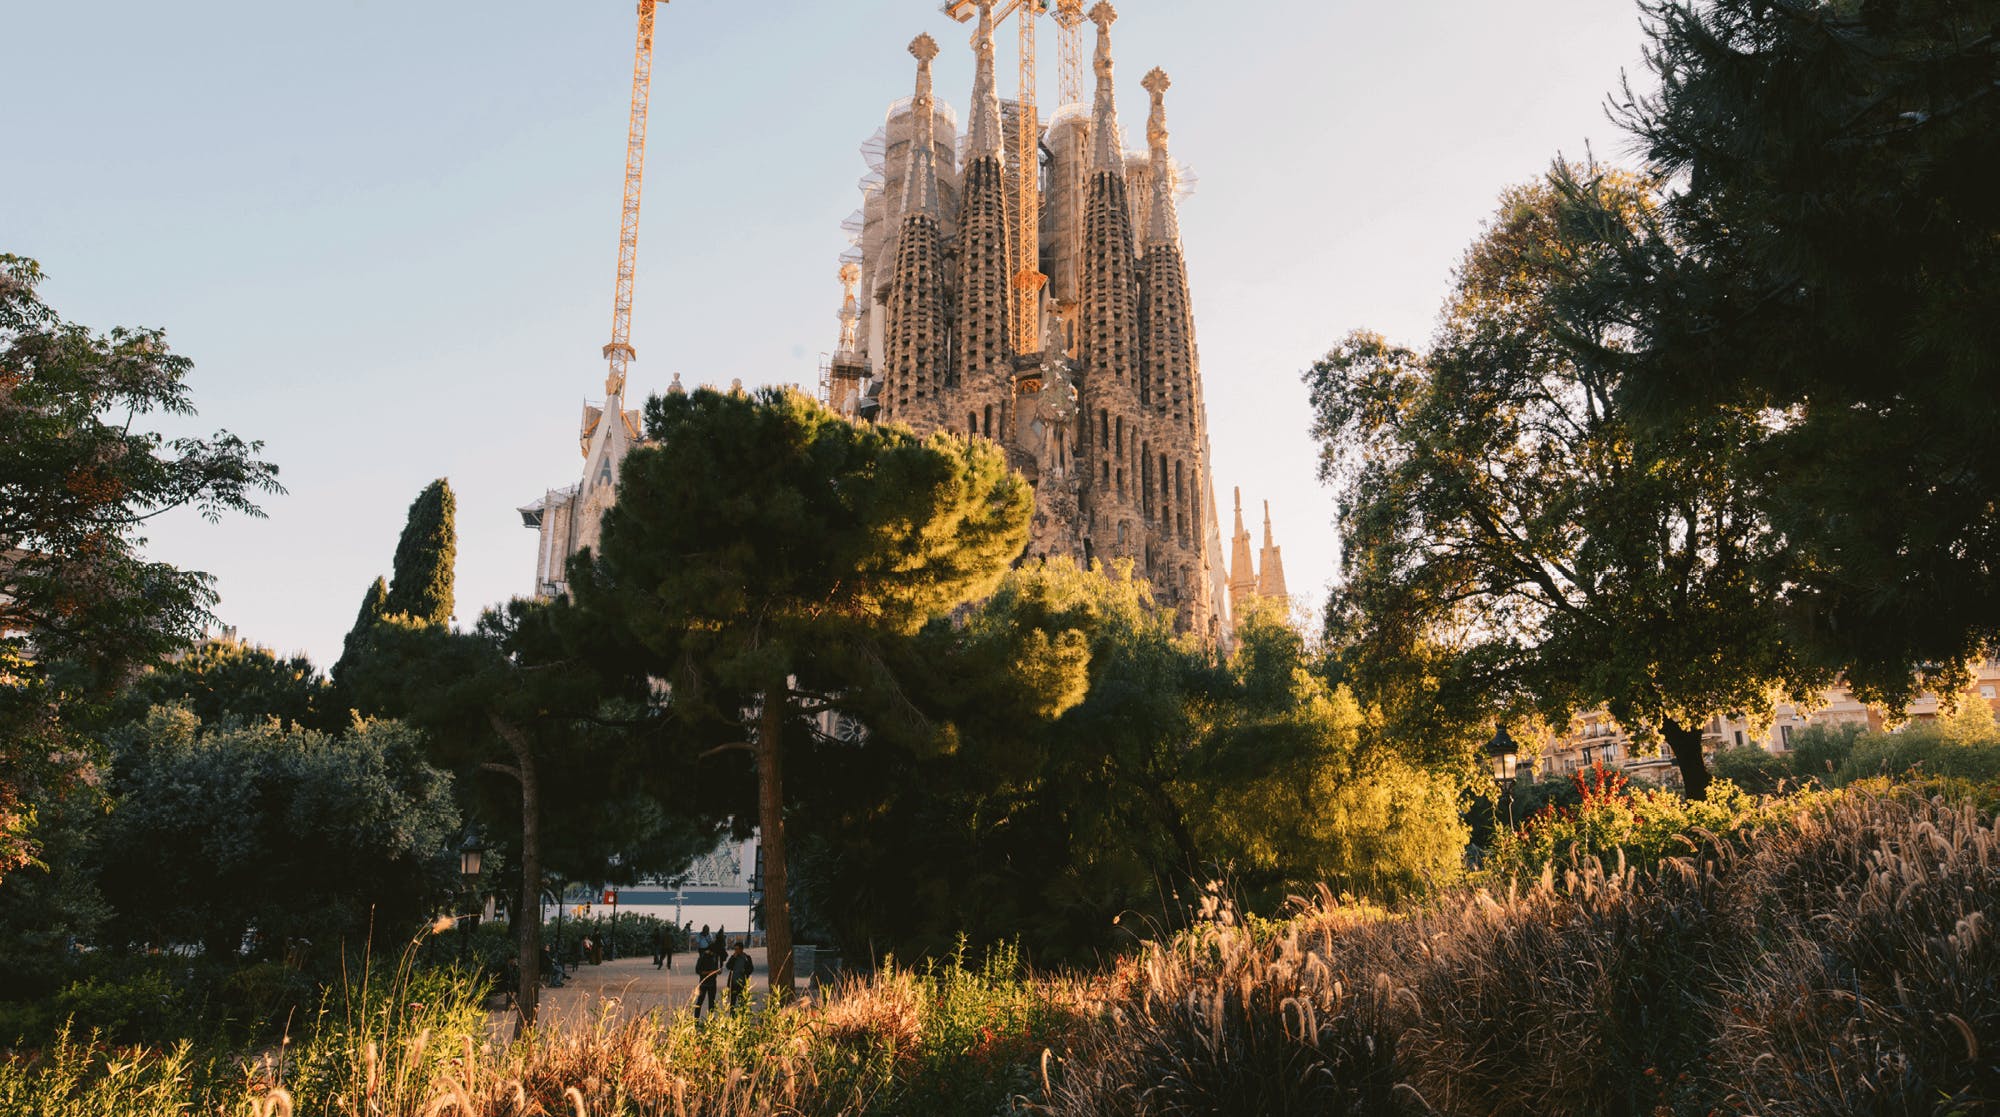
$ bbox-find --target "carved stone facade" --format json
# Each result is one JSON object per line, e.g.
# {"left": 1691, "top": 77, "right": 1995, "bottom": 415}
{"left": 833, "top": 1, "right": 1229, "bottom": 638}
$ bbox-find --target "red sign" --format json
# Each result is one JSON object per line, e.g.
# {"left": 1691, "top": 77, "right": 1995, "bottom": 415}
{"left": 602, "top": 890, "right": 618, "bottom": 905}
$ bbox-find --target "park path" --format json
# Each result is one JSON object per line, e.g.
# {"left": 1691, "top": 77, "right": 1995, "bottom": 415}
{"left": 523, "top": 948, "right": 773, "bottom": 1026}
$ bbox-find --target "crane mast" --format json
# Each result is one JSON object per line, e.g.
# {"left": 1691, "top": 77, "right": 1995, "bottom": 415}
{"left": 1010, "top": 1, "right": 1047, "bottom": 352}
{"left": 603, "top": 0, "right": 663, "bottom": 400}
{"left": 1053, "top": 0, "right": 1084, "bottom": 109}
{"left": 946, "top": 0, "right": 1048, "bottom": 353}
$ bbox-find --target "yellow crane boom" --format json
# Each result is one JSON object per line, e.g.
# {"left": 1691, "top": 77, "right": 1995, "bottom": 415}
{"left": 603, "top": 0, "right": 664, "bottom": 399}
{"left": 945, "top": 0, "right": 1048, "bottom": 353}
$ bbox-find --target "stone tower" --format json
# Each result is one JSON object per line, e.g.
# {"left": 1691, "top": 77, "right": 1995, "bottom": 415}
{"left": 831, "top": 1, "right": 1228, "bottom": 638}
{"left": 1228, "top": 487, "right": 1291, "bottom": 621}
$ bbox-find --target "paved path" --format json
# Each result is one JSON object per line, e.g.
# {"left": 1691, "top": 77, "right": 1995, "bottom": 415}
{"left": 524, "top": 948, "right": 774, "bottom": 1025}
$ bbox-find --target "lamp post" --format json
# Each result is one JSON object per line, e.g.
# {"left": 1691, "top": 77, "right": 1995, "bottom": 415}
{"left": 1486, "top": 726, "right": 1521, "bottom": 829}
{"left": 457, "top": 836, "right": 484, "bottom": 964}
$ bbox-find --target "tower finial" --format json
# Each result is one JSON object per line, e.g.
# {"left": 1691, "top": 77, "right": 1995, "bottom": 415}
{"left": 1263, "top": 500, "right": 1274, "bottom": 548}
{"left": 1142, "top": 67, "right": 1180, "bottom": 245}
{"left": 966, "top": 1, "right": 1003, "bottom": 161}
{"left": 1087, "top": 3, "right": 1122, "bottom": 174}
{"left": 902, "top": 34, "right": 942, "bottom": 220}
{"left": 836, "top": 261, "right": 862, "bottom": 355}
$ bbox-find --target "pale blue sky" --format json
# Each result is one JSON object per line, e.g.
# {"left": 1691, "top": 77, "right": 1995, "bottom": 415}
{"left": 6, "top": 1, "right": 1651, "bottom": 667}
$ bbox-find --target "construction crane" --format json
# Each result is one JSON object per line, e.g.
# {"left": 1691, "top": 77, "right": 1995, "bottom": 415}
{"left": 602, "top": 0, "right": 665, "bottom": 402}
{"left": 1053, "top": 0, "right": 1085, "bottom": 107}
{"left": 945, "top": 0, "right": 1047, "bottom": 353}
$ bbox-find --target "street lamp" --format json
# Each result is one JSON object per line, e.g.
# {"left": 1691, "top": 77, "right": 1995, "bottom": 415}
{"left": 1486, "top": 726, "right": 1521, "bottom": 828}
{"left": 458, "top": 834, "right": 484, "bottom": 962}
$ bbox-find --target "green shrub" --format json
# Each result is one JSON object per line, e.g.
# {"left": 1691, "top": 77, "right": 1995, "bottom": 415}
{"left": 1785, "top": 721, "right": 1861, "bottom": 780}
{"left": 1711, "top": 743, "right": 1794, "bottom": 794}
{"left": 49, "top": 969, "right": 187, "bottom": 1046}
{"left": 1837, "top": 724, "right": 2000, "bottom": 786}
{"left": 1486, "top": 762, "right": 1831, "bottom": 877}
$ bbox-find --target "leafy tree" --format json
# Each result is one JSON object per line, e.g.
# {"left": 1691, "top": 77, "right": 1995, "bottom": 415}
{"left": 344, "top": 598, "right": 722, "bottom": 1026}
{"left": 119, "top": 634, "right": 340, "bottom": 734}
{"left": 1593, "top": 0, "right": 2000, "bottom": 702}
{"left": 579, "top": 387, "right": 1035, "bottom": 996}
{"left": 385, "top": 479, "right": 455, "bottom": 627}
{"left": 1306, "top": 175, "right": 1830, "bottom": 799}
{"left": 93, "top": 707, "right": 458, "bottom": 961}
{"left": 340, "top": 471, "right": 725, "bottom": 1026}
{"left": 0, "top": 254, "right": 280, "bottom": 880}
{"left": 790, "top": 561, "right": 1465, "bottom": 963}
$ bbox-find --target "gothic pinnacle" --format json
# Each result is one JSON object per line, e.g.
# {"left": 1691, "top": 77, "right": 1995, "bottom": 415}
{"left": 902, "top": 33, "right": 943, "bottom": 221}
{"left": 1088, "top": 2, "right": 1123, "bottom": 175}
{"left": 966, "top": 1, "right": 1003, "bottom": 161}
{"left": 1142, "top": 66, "right": 1179, "bottom": 245}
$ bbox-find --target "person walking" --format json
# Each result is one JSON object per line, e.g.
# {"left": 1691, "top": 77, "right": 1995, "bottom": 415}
{"left": 652, "top": 924, "right": 668, "bottom": 970}
{"left": 725, "top": 940, "right": 754, "bottom": 1013}
{"left": 693, "top": 937, "right": 721, "bottom": 1022}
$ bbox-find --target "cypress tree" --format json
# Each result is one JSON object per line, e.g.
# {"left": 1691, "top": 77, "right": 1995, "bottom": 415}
{"left": 332, "top": 576, "right": 389, "bottom": 686}
{"left": 385, "top": 479, "right": 456, "bottom": 628}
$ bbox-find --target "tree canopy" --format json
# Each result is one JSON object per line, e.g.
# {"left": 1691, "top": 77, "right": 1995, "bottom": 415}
{"left": 94, "top": 708, "right": 458, "bottom": 961}
{"left": 578, "top": 386, "right": 1039, "bottom": 995}
{"left": 1307, "top": 174, "right": 1829, "bottom": 799}
{"left": 385, "top": 479, "right": 456, "bottom": 628}
{"left": 790, "top": 561, "right": 1466, "bottom": 963}
{"left": 0, "top": 254, "right": 280, "bottom": 879}
{"left": 1593, "top": 0, "right": 2000, "bottom": 701}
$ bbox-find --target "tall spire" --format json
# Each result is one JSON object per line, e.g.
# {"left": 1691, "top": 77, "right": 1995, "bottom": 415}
{"left": 1228, "top": 486, "right": 1257, "bottom": 619}
{"left": 1087, "top": 3, "right": 1122, "bottom": 174}
{"left": 1141, "top": 67, "right": 1179, "bottom": 246}
{"left": 1258, "top": 500, "right": 1289, "bottom": 601}
{"left": 902, "top": 34, "right": 942, "bottom": 221}
{"left": 965, "top": 1, "right": 1003, "bottom": 162}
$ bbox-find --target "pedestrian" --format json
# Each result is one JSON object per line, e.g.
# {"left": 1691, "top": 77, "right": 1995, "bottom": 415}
{"left": 652, "top": 924, "right": 668, "bottom": 970}
{"left": 663, "top": 927, "right": 676, "bottom": 971}
{"left": 725, "top": 940, "right": 754, "bottom": 1012}
{"left": 696, "top": 923, "right": 712, "bottom": 953}
{"left": 693, "top": 937, "right": 721, "bottom": 1021}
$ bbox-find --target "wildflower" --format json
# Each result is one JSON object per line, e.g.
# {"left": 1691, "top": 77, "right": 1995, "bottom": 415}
{"left": 430, "top": 914, "right": 456, "bottom": 935}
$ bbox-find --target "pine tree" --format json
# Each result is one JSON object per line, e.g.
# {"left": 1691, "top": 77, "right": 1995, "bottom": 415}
{"left": 578, "top": 386, "right": 1034, "bottom": 999}
{"left": 1599, "top": 0, "right": 2000, "bottom": 703}
{"left": 385, "top": 479, "right": 456, "bottom": 628}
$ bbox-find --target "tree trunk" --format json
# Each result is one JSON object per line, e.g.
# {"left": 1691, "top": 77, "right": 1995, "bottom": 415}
{"left": 488, "top": 717, "right": 543, "bottom": 1030}
{"left": 1662, "top": 718, "right": 1711, "bottom": 801}
{"left": 758, "top": 683, "right": 796, "bottom": 1002}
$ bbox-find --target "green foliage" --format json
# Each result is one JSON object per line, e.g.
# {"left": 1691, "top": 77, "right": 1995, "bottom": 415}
{"left": 0, "top": 253, "right": 280, "bottom": 881}
{"left": 1709, "top": 744, "right": 1794, "bottom": 795}
{"left": 120, "top": 634, "right": 340, "bottom": 734}
{"left": 792, "top": 560, "right": 1466, "bottom": 964}
{"left": 1306, "top": 175, "right": 1830, "bottom": 799}
{"left": 283, "top": 957, "right": 491, "bottom": 1114}
{"left": 384, "top": 479, "right": 456, "bottom": 628}
{"left": 47, "top": 970, "right": 188, "bottom": 1046}
{"left": 1837, "top": 701, "right": 2000, "bottom": 787}
{"left": 93, "top": 708, "right": 459, "bottom": 961}
{"left": 0, "top": 1029, "right": 238, "bottom": 1117}
{"left": 331, "top": 576, "right": 387, "bottom": 689}
{"left": 1784, "top": 721, "right": 1860, "bottom": 781}
{"left": 587, "top": 386, "right": 1034, "bottom": 693}
{"left": 1487, "top": 763, "right": 1837, "bottom": 878}
{"left": 1604, "top": 0, "right": 2000, "bottom": 703}
{"left": 582, "top": 386, "right": 1041, "bottom": 991}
